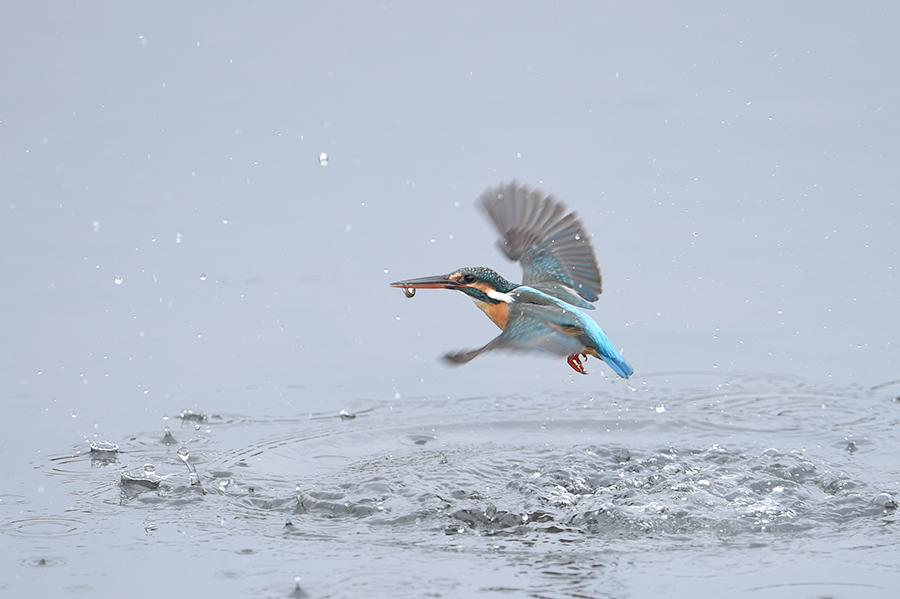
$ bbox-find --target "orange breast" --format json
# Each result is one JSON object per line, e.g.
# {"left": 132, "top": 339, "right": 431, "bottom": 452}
{"left": 475, "top": 300, "right": 509, "bottom": 330}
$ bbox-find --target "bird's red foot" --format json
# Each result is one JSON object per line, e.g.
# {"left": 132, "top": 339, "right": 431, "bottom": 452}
{"left": 567, "top": 352, "right": 588, "bottom": 375}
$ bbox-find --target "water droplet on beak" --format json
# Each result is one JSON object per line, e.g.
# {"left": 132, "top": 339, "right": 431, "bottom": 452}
{"left": 402, "top": 287, "right": 416, "bottom": 298}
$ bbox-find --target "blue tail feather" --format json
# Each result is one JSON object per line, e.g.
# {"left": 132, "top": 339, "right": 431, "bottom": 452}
{"left": 580, "top": 316, "right": 632, "bottom": 378}
{"left": 602, "top": 352, "right": 633, "bottom": 379}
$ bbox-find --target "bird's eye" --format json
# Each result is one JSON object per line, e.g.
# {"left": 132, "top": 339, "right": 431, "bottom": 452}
{"left": 463, "top": 274, "right": 476, "bottom": 284}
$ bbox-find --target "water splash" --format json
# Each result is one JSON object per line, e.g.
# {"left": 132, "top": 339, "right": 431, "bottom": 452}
{"left": 88, "top": 441, "right": 118, "bottom": 453}
{"left": 177, "top": 446, "right": 202, "bottom": 487}
{"left": 121, "top": 464, "right": 162, "bottom": 489}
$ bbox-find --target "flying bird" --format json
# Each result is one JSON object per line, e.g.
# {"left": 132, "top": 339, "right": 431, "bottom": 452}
{"left": 390, "top": 182, "right": 632, "bottom": 378}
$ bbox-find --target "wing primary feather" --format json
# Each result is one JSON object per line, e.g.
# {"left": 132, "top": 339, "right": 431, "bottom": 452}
{"left": 478, "top": 182, "right": 603, "bottom": 303}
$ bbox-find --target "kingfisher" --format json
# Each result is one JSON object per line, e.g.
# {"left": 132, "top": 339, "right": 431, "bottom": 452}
{"left": 390, "top": 181, "right": 633, "bottom": 378}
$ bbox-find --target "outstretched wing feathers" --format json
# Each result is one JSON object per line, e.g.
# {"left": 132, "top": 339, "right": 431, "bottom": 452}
{"left": 443, "top": 301, "right": 585, "bottom": 365}
{"left": 479, "top": 182, "right": 603, "bottom": 305}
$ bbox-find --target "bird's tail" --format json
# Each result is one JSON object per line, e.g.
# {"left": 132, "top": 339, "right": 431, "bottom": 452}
{"left": 586, "top": 343, "right": 633, "bottom": 378}
{"left": 602, "top": 352, "right": 633, "bottom": 379}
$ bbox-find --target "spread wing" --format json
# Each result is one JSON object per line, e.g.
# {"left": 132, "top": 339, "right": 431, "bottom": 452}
{"left": 478, "top": 181, "right": 602, "bottom": 309}
{"left": 442, "top": 302, "right": 585, "bottom": 365}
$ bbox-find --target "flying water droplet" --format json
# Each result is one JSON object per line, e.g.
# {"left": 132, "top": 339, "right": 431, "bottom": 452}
{"left": 199, "top": 273, "right": 207, "bottom": 281}
{"left": 114, "top": 276, "right": 123, "bottom": 285}
{"left": 318, "top": 152, "right": 329, "bottom": 166}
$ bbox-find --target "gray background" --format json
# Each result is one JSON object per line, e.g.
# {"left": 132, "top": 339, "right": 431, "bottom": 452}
{"left": 4, "top": 3, "right": 897, "bottom": 408}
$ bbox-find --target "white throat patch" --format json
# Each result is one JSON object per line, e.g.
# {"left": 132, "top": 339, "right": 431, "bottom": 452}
{"left": 486, "top": 289, "right": 513, "bottom": 303}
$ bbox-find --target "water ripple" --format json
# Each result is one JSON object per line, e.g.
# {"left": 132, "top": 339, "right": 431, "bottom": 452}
{"left": 38, "top": 374, "right": 900, "bottom": 597}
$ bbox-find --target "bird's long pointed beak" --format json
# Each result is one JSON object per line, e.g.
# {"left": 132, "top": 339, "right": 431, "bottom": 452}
{"left": 389, "top": 274, "right": 461, "bottom": 290}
